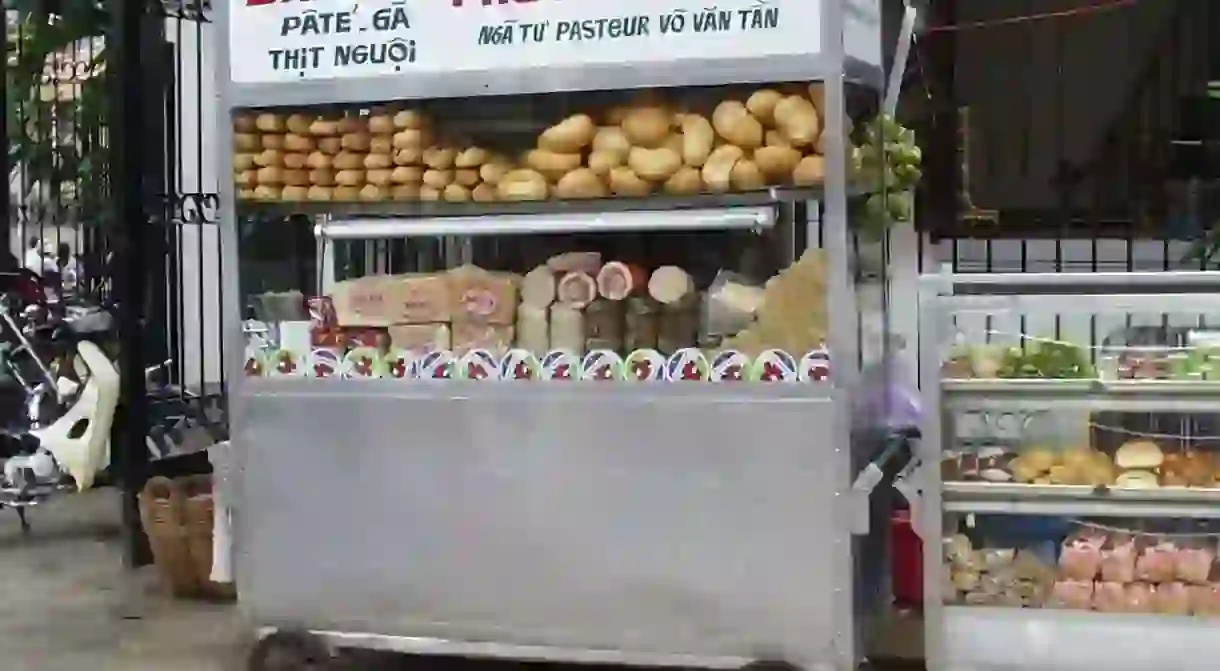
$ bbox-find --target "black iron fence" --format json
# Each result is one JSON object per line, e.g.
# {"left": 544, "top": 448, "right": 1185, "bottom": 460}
{"left": 3, "top": 0, "right": 224, "bottom": 564}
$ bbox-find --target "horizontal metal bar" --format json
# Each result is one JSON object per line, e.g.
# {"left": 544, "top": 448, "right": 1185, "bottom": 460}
{"left": 941, "top": 378, "right": 1220, "bottom": 412}
{"left": 927, "top": 271, "right": 1220, "bottom": 291}
{"left": 943, "top": 482, "right": 1220, "bottom": 518}
{"left": 934, "top": 293, "right": 1220, "bottom": 315}
{"left": 270, "top": 629, "right": 754, "bottom": 668}
{"left": 318, "top": 207, "right": 775, "bottom": 240}
{"left": 243, "top": 187, "right": 823, "bottom": 221}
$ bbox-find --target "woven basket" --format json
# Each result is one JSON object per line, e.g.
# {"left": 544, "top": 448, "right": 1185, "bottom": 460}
{"left": 139, "top": 476, "right": 200, "bottom": 597}
{"left": 140, "top": 474, "right": 236, "bottom": 600}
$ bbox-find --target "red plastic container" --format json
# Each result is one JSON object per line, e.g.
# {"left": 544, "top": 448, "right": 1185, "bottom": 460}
{"left": 891, "top": 508, "right": 924, "bottom": 609}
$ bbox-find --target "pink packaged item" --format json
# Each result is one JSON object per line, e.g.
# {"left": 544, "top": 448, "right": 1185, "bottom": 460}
{"left": 1100, "top": 536, "right": 1137, "bottom": 583}
{"left": 1151, "top": 582, "right": 1192, "bottom": 615}
{"left": 1136, "top": 541, "right": 1179, "bottom": 584}
{"left": 1123, "top": 583, "right": 1155, "bottom": 613}
{"left": 1174, "top": 544, "right": 1216, "bottom": 585}
{"left": 1059, "top": 533, "right": 1105, "bottom": 581}
{"left": 1189, "top": 584, "right": 1220, "bottom": 616}
{"left": 1047, "top": 580, "right": 1094, "bottom": 609}
{"left": 1091, "top": 581, "right": 1128, "bottom": 613}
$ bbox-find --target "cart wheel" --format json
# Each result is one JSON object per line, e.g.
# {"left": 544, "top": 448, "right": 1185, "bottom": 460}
{"left": 247, "top": 629, "right": 333, "bottom": 671}
{"left": 741, "top": 660, "right": 802, "bottom": 671}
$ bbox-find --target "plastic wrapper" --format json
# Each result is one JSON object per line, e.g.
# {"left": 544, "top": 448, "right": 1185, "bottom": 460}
{"left": 623, "top": 296, "right": 660, "bottom": 351}
{"left": 584, "top": 299, "right": 624, "bottom": 352}
{"left": 656, "top": 293, "right": 700, "bottom": 356}
{"left": 451, "top": 320, "right": 513, "bottom": 356}
{"left": 447, "top": 265, "right": 519, "bottom": 326}
{"left": 943, "top": 534, "right": 976, "bottom": 568}
{"left": 550, "top": 305, "right": 585, "bottom": 354}
{"left": 1190, "top": 583, "right": 1220, "bottom": 616}
{"left": 1059, "top": 532, "right": 1105, "bottom": 581}
{"left": 1099, "top": 535, "right": 1137, "bottom": 583}
{"left": 1174, "top": 543, "right": 1216, "bottom": 585}
{"left": 1152, "top": 582, "right": 1192, "bottom": 615}
{"left": 703, "top": 270, "right": 764, "bottom": 339}
{"left": 385, "top": 273, "right": 451, "bottom": 324}
{"left": 1136, "top": 540, "right": 1179, "bottom": 584}
{"left": 331, "top": 277, "right": 396, "bottom": 326}
{"left": 1046, "top": 580, "right": 1094, "bottom": 609}
{"left": 388, "top": 323, "right": 450, "bottom": 354}
{"left": 980, "top": 548, "right": 1016, "bottom": 573}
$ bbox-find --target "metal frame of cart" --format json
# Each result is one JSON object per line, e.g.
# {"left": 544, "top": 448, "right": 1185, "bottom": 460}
{"left": 217, "top": 1, "right": 891, "bottom": 669}
{"left": 918, "top": 270, "right": 1220, "bottom": 671}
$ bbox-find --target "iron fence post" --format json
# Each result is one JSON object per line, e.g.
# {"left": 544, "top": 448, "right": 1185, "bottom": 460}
{"left": 110, "top": 0, "right": 152, "bottom": 568}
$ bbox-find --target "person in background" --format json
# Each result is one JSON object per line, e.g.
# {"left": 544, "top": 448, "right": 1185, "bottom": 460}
{"left": 23, "top": 236, "right": 43, "bottom": 275}
{"left": 56, "top": 243, "right": 79, "bottom": 298}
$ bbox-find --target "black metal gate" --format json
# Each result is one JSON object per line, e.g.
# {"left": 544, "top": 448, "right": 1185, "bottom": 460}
{"left": 2, "top": 0, "right": 225, "bottom": 565}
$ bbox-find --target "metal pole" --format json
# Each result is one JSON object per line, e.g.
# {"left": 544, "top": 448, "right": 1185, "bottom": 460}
{"left": 110, "top": 0, "right": 151, "bottom": 568}
{"left": 1, "top": 3, "right": 10, "bottom": 257}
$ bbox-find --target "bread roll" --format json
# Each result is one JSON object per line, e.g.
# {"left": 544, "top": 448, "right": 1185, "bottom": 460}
{"left": 369, "top": 135, "right": 393, "bottom": 155}
{"left": 390, "top": 184, "right": 421, "bottom": 200}
{"left": 472, "top": 183, "right": 497, "bottom": 202}
{"left": 233, "top": 115, "right": 257, "bottom": 133}
{"left": 285, "top": 114, "right": 313, "bottom": 134}
{"left": 341, "top": 133, "right": 372, "bottom": 152}
{"left": 333, "top": 152, "right": 365, "bottom": 171}
{"left": 394, "top": 147, "right": 423, "bottom": 166}
{"left": 233, "top": 153, "right": 256, "bottom": 171}
{"left": 443, "top": 184, "right": 472, "bottom": 202}
{"left": 234, "top": 133, "right": 259, "bottom": 151}
{"left": 608, "top": 166, "right": 651, "bottom": 197}
{"left": 712, "top": 101, "right": 763, "bottom": 148}
{"left": 309, "top": 119, "right": 340, "bottom": 136}
{"left": 367, "top": 114, "right": 394, "bottom": 135}
{"left": 525, "top": 149, "right": 582, "bottom": 181}
{"left": 281, "top": 169, "right": 308, "bottom": 187}
{"left": 256, "top": 166, "right": 283, "bottom": 184}
{"left": 539, "top": 114, "right": 597, "bottom": 153}
{"left": 359, "top": 185, "right": 389, "bottom": 201}
{"left": 306, "top": 186, "right": 333, "bottom": 201}
{"left": 555, "top": 168, "right": 608, "bottom": 199}
{"left": 335, "top": 170, "right": 364, "bottom": 186}
{"left": 309, "top": 169, "right": 336, "bottom": 186}
{"left": 366, "top": 169, "right": 393, "bottom": 187}
{"left": 255, "top": 114, "right": 284, "bottom": 133}
{"left": 283, "top": 133, "right": 314, "bottom": 152}
{"left": 621, "top": 106, "right": 670, "bottom": 147}
{"left": 281, "top": 185, "right": 308, "bottom": 201}
{"left": 393, "top": 109, "right": 426, "bottom": 130}
{"left": 317, "top": 137, "right": 342, "bottom": 155}
{"left": 391, "top": 166, "right": 423, "bottom": 184}
{"left": 306, "top": 152, "right": 333, "bottom": 170}
{"left": 282, "top": 153, "right": 308, "bottom": 170}
{"left": 455, "top": 147, "right": 489, "bottom": 168}
{"left": 333, "top": 186, "right": 361, "bottom": 201}
{"left": 392, "top": 128, "right": 429, "bottom": 149}
{"left": 422, "top": 169, "right": 454, "bottom": 189}
{"left": 364, "top": 153, "right": 393, "bottom": 170}
{"left": 261, "top": 134, "right": 285, "bottom": 150}
{"left": 253, "top": 185, "right": 281, "bottom": 200}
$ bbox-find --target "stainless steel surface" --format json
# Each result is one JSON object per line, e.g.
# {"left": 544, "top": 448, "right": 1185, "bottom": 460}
{"left": 294, "top": 630, "right": 754, "bottom": 668}
{"left": 317, "top": 207, "right": 775, "bottom": 240}
{"left": 942, "top": 481, "right": 1220, "bottom": 518}
{"left": 931, "top": 270, "right": 1220, "bottom": 289}
{"left": 920, "top": 271, "right": 1220, "bottom": 671}
{"left": 243, "top": 188, "right": 828, "bottom": 219}
{"left": 237, "top": 385, "right": 850, "bottom": 668}
{"left": 225, "top": 53, "right": 884, "bottom": 108}
{"left": 933, "top": 292, "right": 1220, "bottom": 316}
{"left": 942, "top": 606, "right": 1220, "bottom": 671}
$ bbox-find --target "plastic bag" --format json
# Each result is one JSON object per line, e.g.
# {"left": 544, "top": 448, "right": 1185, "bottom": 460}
{"left": 1099, "top": 535, "right": 1137, "bottom": 583}
{"left": 1059, "top": 532, "right": 1105, "bottom": 581}
{"left": 1174, "top": 541, "right": 1216, "bottom": 585}
{"left": 1136, "top": 540, "right": 1179, "bottom": 584}
{"left": 702, "top": 270, "right": 764, "bottom": 340}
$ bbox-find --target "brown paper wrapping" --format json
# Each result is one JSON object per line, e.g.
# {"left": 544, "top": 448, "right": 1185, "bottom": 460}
{"left": 584, "top": 299, "right": 624, "bottom": 352}
{"left": 447, "top": 265, "right": 519, "bottom": 326}
{"left": 451, "top": 319, "right": 514, "bottom": 355}
{"left": 388, "top": 323, "right": 451, "bottom": 354}
{"left": 624, "top": 296, "right": 660, "bottom": 351}
{"left": 331, "top": 275, "right": 395, "bottom": 327}
{"left": 385, "top": 273, "right": 450, "bottom": 324}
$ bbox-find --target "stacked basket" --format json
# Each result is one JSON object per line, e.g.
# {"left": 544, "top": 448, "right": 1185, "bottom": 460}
{"left": 139, "top": 474, "right": 236, "bottom": 600}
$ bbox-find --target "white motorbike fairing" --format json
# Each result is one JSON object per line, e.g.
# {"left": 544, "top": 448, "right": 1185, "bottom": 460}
{"left": 30, "top": 341, "right": 119, "bottom": 490}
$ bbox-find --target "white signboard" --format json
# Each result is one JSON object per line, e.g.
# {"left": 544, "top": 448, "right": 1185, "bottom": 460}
{"left": 227, "top": 0, "right": 823, "bottom": 85}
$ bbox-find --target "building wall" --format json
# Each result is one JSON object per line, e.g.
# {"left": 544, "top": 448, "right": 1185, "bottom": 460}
{"left": 951, "top": 0, "right": 1177, "bottom": 210}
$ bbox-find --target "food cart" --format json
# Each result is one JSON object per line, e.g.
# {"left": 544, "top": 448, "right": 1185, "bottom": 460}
{"left": 920, "top": 270, "right": 1220, "bottom": 671}
{"left": 217, "top": 0, "right": 916, "bottom": 668}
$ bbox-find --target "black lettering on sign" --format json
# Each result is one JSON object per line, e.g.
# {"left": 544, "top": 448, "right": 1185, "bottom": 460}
{"left": 658, "top": 9, "right": 688, "bottom": 33}
{"left": 554, "top": 16, "right": 650, "bottom": 42}
{"left": 737, "top": 5, "right": 779, "bottom": 30}
{"left": 269, "top": 46, "right": 326, "bottom": 77}
{"left": 692, "top": 9, "right": 732, "bottom": 32}
{"left": 334, "top": 38, "right": 417, "bottom": 71}
{"left": 372, "top": 2, "right": 411, "bottom": 31}
{"left": 280, "top": 9, "right": 352, "bottom": 37}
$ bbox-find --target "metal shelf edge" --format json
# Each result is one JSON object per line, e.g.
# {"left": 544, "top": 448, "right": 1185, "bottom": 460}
{"left": 239, "top": 187, "right": 825, "bottom": 224}
{"left": 941, "top": 378, "right": 1220, "bottom": 411}
{"left": 942, "top": 482, "right": 1220, "bottom": 518}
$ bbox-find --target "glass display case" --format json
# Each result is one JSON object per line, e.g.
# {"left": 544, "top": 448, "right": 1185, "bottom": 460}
{"left": 919, "top": 271, "right": 1220, "bottom": 671}
{"left": 218, "top": 0, "right": 910, "bottom": 668}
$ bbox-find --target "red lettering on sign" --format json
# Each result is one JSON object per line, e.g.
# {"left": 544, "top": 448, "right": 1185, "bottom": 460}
{"left": 247, "top": 0, "right": 276, "bottom": 6}
{"left": 452, "top": 0, "right": 538, "bottom": 7}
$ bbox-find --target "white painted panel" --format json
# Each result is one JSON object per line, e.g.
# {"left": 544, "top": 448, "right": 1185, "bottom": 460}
{"left": 169, "top": 19, "right": 224, "bottom": 390}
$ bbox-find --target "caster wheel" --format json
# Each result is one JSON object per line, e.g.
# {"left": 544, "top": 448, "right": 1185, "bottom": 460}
{"left": 247, "top": 630, "right": 333, "bottom": 671}
{"left": 742, "top": 661, "right": 802, "bottom": 671}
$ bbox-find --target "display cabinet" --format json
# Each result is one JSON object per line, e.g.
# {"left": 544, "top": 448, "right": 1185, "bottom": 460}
{"left": 919, "top": 271, "right": 1220, "bottom": 671}
{"left": 218, "top": 0, "right": 917, "bottom": 669}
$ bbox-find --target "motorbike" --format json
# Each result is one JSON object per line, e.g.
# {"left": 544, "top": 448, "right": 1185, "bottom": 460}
{"left": 0, "top": 269, "right": 224, "bottom": 533}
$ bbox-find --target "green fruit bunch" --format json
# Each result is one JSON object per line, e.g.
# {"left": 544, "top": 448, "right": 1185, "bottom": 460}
{"left": 852, "top": 114, "right": 923, "bottom": 238}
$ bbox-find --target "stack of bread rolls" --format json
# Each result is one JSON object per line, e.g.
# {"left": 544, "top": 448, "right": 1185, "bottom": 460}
{"left": 233, "top": 82, "right": 838, "bottom": 203}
